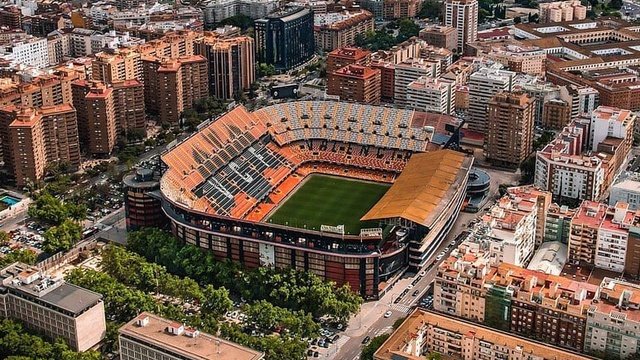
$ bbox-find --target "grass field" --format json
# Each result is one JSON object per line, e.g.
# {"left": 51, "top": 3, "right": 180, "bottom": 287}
{"left": 267, "top": 175, "right": 389, "bottom": 235}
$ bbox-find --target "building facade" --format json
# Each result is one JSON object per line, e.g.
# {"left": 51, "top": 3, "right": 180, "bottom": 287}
{"left": 467, "top": 65, "right": 515, "bottom": 133}
{"left": 327, "top": 64, "right": 381, "bottom": 104}
{"left": 486, "top": 91, "right": 535, "bottom": 168}
{"left": 254, "top": 7, "right": 315, "bottom": 71}
{"left": 445, "top": 0, "right": 478, "bottom": 53}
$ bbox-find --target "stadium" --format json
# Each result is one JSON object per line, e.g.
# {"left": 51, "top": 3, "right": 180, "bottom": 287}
{"left": 157, "top": 101, "right": 473, "bottom": 299}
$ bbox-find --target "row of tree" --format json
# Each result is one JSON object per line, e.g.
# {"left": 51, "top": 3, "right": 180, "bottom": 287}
{"left": 127, "top": 228, "right": 363, "bottom": 323}
{"left": 354, "top": 19, "right": 420, "bottom": 52}
{"left": 67, "top": 246, "right": 313, "bottom": 360}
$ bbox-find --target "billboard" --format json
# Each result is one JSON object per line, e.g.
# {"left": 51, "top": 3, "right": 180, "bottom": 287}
{"left": 259, "top": 243, "right": 275, "bottom": 267}
{"left": 271, "top": 84, "right": 299, "bottom": 99}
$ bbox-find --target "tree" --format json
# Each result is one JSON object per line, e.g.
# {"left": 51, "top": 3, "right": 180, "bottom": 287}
{"left": 218, "top": 14, "right": 253, "bottom": 30}
{"left": 0, "top": 231, "right": 9, "bottom": 246}
{"left": 427, "top": 352, "right": 442, "bottom": 360}
{"left": 361, "top": 334, "right": 390, "bottom": 360}
{"left": 28, "top": 192, "right": 69, "bottom": 225}
{"left": 257, "top": 63, "right": 276, "bottom": 77}
{"left": 418, "top": 0, "right": 443, "bottom": 20}
{"left": 0, "top": 249, "right": 37, "bottom": 268}
{"left": 513, "top": 16, "right": 522, "bottom": 24}
{"left": 201, "top": 285, "right": 233, "bottom": 318}
{"left": 610, "top": 0, "right": 623, "bottom": 9}
{"left": 43, "top": 219, "right": 82, "bottom": 254}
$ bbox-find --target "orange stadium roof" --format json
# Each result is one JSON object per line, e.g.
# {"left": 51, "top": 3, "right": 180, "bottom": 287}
{"left": 361, "top": 149, "right": 468, "bottom": 226}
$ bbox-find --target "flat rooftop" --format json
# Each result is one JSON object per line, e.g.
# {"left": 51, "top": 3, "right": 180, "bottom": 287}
{"left": 119, "top": 312, "right": 264, "bottom": 360}
{"left": 0, "top": 262, "right": 102, "bottom": 316}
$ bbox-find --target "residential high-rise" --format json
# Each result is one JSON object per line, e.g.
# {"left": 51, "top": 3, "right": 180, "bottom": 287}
{"left": 85, "top": 83, "right": 117, "bottom": 156}
{"left": 194, "top": 35, "right": 255, "bottom": 100}
{"left": 486, "top": 91, "right": 535, "bottom": 168}
{"left": 445, "top": 0, "right": 478, "bottom": 53}
{"left": 393, "top": 58, "right": 440, "bottom": 105}
{"left": 382, "top": 0, "right": 421, "bottom": 19}
{"left": 419, "top": 25, "right": 458, "bottom": 51}
{"left": 0, "top": 263, "right": 106, "bottom": 351}
{"left": 142, "top": 55, "right": 209, "bottom": 124}
{"left": 327, "top": 47, "right": 372, "bottom": 73}
{"left": 314, "top": 10, "right": 374, "bottom": 51}
{"left": 72, "top": 80, "right": 146, "bottom": 154}
{"left": 467, "top": 65, "right": 515, "bottom": 133}
{"left": 405, "top": 77, "right": 456, "bottom": 114}
{"left": 542, "top": 97, "right": 571, "bottom": 129}
{"left": 92, "top": 49, "right": 143, "bottom": 84}
{"left": 0, "top": 105, "right": 80, "bottom": 186}
{"left": 539, "top": 0, "right": 587, "bottom": 22}
{"left": 254, "top": 7, "right": 315, "bottom": 71}
{"left": 327, "top": 64, "right": 381, "bottom": 104}
{"left": 569, "top": 200, "right": 607, "bottom": 266}
{"left": 119, "top": 312, "right": 264, "bottom": 360}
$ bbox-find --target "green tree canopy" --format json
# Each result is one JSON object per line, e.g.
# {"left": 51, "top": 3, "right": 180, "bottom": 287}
{"left": 43, "top": 219, "right": 82, "bottom": 254}
{"left": 361, "top": 334, "right": 390, "bottom": 360}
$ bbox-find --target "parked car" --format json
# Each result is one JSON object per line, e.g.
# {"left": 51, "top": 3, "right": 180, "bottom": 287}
{"left": 384, "top": 310, "right": 392, "bottom": 318}
{"left": 362, "top": 336, "right": 371, "bottom": 344}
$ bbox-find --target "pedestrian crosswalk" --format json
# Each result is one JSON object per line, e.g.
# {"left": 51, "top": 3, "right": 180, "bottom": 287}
{"left": 375, "top": 326, "right": 393, "bottom": 337}
{"left": 390, "top": 303, "right": 412, "bottom": 313}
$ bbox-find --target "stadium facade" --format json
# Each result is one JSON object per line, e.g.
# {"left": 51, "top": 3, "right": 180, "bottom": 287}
{"left": 153, "top": 101, "right": 472, "bottom": 299}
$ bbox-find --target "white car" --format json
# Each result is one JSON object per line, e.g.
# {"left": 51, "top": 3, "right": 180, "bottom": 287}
{"left": 407, "top": 284, "right": 414, "bottom": 290}
{"left": 419, "top": 270, "right": 426, "bottom": 277}
{"left": 435, "top": 254, "right": 444, "bottom": 261}
{"left": 384, "top": 311, "right": 392, "bottom": 318}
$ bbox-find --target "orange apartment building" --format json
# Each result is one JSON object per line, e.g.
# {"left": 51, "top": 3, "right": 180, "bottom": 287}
{"left": 383, "top": 0, "right": 421, "bottom": 19}
{"left": 486, "top": 91, "right": 535, "bottom": 168}
{"left": 327, "top": 47, "right": 372, "bottom": 73}
{"left": 142, "top": 55, "right": 209, "bottom": 124}
{"left": 327, "top": 64, "right": 381, "bottom": 104}
{"left": 0, "top": 104, "right": 80, "bottom": 186}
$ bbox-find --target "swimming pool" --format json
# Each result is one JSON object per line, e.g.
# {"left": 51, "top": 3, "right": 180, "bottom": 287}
{"left": 0, "top": 195, "right": 20, "bottom": 206}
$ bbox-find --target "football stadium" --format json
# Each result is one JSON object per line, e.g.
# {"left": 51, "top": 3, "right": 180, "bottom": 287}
{"left": 157, "top": 101, "right": 473, "bottom": 299}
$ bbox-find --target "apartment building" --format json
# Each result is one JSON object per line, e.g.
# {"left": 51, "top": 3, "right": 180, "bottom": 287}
{"left": 434, "top": 242, "right": 492, "bottom": 321}
{"left": 467, "top": 65, "right": 515, "bottom": 133}
{"left": 486, "top": 91, "right": 535, "bottom": 168}
{"left": 610, "top": 174, "right": 640, "bottom": 210}
{"left": 393, "top": 58, "right": 440, "bottom": 105}
{"left": 0, "top": 33, "right": 48, "bottom": 69}
{"left": 584, "top": 278, "right": 640, "bottom": 359}
{"left": 485, "top": 263, "right": 596, "bottom": 351}
{"left": 382, "top": 0, "right": 421, "bottom": 19}
{"left": 627, "top": 224, "right": 640, "bottom": 278}
{"left": 85, "top": 83, "right": 117, "bottom": 156}
{"left": 0, "top": 263, "right": 106, "bottom": 351}
{"left": 327, "top": 64, "right": 381, "bottom": 104}
{"left": 544, "top": 203, "right": 575, "bottom": 243}
{"left": 374, "top": 309, "right": 592, "bottom": 360}
{"left": 543, "top": 98, "right": 571, "bottom": 130}
{"left": 92, "top": 49, "right": 143, "bottom": 84}
{"left": 595, "top": 202, "right": 635, "bottom": 272}
{"left": 444, "top": 0, "right": 478, "bottom": 53}
{"left": 481, "top": 188, "right": 540, "bottom": 267}
{"left": 419, "top": 25, "right": 457, "bottom": 51}
{"left": 539, "top": 0, "right": 586, "bottom": 23}
{"left": 314, "top": 10, "right": 374, "bottom": 51}
{"left": 0, "top": 6, "right": 22, "bottom": 29}
{"left": 47, "top": 30, "right": 71, "bottom": 66}
{"left": 119, "top": 312, "right": 264, "bottom": 360}
{"left": 405, "top": 76, "right": 456, "bottom": 114}
{"left": 327, "top": 47, "right": 372, "bottom": 73}
{"left": 535, "top": 121, "right": 606, "bottom": 201}
{"left": 193, "top": 34, "right": 255, "bottom": 100}
{"left": 569, "top": 200, "right": 607, "bottom": 266}
{"left": 467, "top": 40, "right": 546, "bottom": 76}
{"left": 9, "top": 105, "right": 80, "bottom": 186}
{"left": 111, "top": 80, "right": 146, "bottom": 138}
{"left": 142, "top": 55, "right": 209, "bottom": 124}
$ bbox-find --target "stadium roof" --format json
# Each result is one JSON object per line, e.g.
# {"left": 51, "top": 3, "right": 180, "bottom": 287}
{"left": 361, "top": 150, "right": 468, "bottom": 226}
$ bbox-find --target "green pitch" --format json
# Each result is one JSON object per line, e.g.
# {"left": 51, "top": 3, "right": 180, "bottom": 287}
{"left": 268, "top": 174, "right": 389, "bottom": 235}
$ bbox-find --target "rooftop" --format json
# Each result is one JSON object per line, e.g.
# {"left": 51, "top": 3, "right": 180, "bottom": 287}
{"left": 119, "top": 312, "right": 264, "bottom": 360}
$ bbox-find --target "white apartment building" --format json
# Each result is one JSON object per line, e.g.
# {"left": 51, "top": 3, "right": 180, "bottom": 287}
{"left": 445, "top": 0, "right": 478, "bottom": 53}
{"left": 535, "top": 121, "right": 606, "bottom": 201}
{"left": 393, "top": 58, "right": 440, "bottom": 105}
{"left": 595, "top": 202, "right": 633, "bottom": 272}
{"left": 406, "top": 76, "right": 456, "bottom": 114}
{"left": 584, "top": 278, "right": 640, "bottom": 359}
{"left": 467, "top": 64, "right": 515, "bottom": 133}
{"left": 0, "top": 34, "right": 48, "bottom": 69}
{"left": 610, "top": 174, "right": 640, "bottom": 210}
{"left": 589, "top": 106, "right": 636, "bottom": 152}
